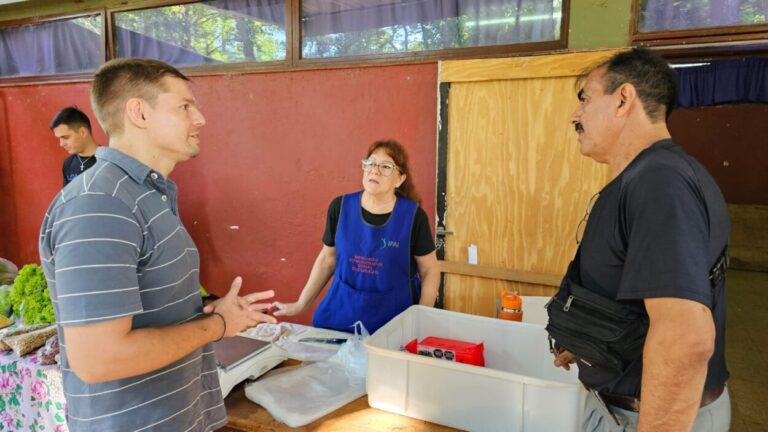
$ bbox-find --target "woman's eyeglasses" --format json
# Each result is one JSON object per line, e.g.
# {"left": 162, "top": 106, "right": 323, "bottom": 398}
{"left": 575, "top": 193, "right": 600, "bottom": 245}
{"left": 361, "top": 159, "right": 399, "bottom": 177}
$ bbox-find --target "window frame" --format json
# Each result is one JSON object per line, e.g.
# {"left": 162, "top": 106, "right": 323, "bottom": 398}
{"left": 294, "top": 0, "right": 570, "bottom": 66}
{"left": 0, "top": 11, "right": 107, "bottom": 86}
{"left": 0, "top": 0, "right": 571, "bottom": 85}
{"left": 630, "top": 0, "right": 768, "bottom": 47}
{"left": 106, "top": 0, "right": 294, "bottom": 74}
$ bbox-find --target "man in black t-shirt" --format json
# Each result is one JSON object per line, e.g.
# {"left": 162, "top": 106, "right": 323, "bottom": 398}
{"left": 50, "top": 106, "right": 99, "bottom": 186}
{"left": 551, "top": 49, "right": 730, "bottom": 431}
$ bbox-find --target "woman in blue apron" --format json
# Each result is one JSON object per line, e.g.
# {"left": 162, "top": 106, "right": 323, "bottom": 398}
{"left": 271, "top": 140, "right": 439, "bottom": 334}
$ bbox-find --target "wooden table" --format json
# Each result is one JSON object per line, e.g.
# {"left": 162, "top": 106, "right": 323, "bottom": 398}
{"left": 224, "top": 381, "right": 458, "bottom": 432}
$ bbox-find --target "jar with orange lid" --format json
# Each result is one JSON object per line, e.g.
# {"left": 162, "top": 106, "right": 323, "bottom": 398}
{"left": 497, "top": 290, "right": 523, "bottom": 321}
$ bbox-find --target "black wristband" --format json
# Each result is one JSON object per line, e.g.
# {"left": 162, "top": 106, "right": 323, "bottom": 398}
{"left": 202, "top": 293, "right": 220, "bottom": 305}
{"left": 211, "top": 312, "right": 226, "bottom": 342}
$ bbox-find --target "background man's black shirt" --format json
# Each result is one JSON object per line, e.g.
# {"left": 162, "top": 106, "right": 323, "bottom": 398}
{"left": 62, "top": 153, "right": 97, "bottom": 186}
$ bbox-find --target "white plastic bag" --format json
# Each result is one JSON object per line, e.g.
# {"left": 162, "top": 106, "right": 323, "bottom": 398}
{"left": 245, "top": 322, "right": 342, "bottom": 362}
{"left": 244, "top": 322, "right": 370, "bottom": 427}
{"left": 335, "top": 321, "right": 369, "bottom": 384}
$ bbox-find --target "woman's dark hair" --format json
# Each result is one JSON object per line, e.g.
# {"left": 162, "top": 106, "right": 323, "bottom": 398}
{"left": 366, "top": 139, "right": 421, "bottom": 205}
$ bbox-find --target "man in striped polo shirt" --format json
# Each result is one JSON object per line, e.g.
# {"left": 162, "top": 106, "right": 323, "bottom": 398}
{"left": 39, "top": 58, "right": 277, "bottom": 431}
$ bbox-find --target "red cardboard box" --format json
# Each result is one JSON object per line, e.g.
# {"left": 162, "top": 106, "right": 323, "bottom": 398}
{"left": 404, "top": 336, "right": 485, "bottom": 367}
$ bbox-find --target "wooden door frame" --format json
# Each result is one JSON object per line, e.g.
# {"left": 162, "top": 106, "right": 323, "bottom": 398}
{"left": 434, "top": 50, "right": 619, "bottom": 309}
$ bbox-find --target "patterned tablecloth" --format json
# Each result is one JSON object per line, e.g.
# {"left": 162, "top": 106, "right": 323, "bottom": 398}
{"left": 0, "top": 350, "right": 67, "bottom": 432}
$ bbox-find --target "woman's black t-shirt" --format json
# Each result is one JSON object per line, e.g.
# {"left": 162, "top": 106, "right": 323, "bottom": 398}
{"left": 322, "top": 195, "right": 436, "bottom": 258}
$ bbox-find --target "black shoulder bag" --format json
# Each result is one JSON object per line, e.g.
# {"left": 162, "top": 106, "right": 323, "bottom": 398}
{"left": 545, "top": 250, "right": 649, "bottom": 373}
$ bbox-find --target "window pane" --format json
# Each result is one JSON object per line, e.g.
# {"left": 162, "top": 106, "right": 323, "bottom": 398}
{"left": 301, "top": 0, "right": 563, "bottom": 59}
{"left": 0, "top": 15, "right": 102, "bottom": 77}
{"left": 114, "top": 0, "right": 286, "bottom": 67}
{"left": 639, "top": 0, "right": 768, "bottom": 33}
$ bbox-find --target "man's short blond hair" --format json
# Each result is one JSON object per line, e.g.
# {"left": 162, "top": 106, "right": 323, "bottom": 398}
{"left": 91, "top": 58, "right": 189, "bottom": 137}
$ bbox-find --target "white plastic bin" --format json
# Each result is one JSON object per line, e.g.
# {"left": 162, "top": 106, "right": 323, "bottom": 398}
{"left": 520, "top": 296, "right": 551, "bottom": 326}
{"left": 365, "top": 305, "right": 586, "bottom": 432}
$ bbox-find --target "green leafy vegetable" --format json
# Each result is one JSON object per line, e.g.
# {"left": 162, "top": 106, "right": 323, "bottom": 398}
{"left": 0, "top": 285, "right": 12, "bottom": 317}
{"left": 9, "top": 264, "right": 54, "bottom": 325}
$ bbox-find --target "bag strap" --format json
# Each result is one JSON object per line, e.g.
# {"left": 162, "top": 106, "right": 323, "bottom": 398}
{"left": 708, "top": 246, "right": 729, "bottom": 289}
{"left": 621, "top": 141, "right": 728, "bottom": 302}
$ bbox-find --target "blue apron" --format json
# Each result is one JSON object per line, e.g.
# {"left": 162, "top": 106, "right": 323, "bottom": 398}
{"left": 313, "top": 191, "right": 420, "bottom": 334}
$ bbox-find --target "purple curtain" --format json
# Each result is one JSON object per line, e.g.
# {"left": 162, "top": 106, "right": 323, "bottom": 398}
{"left": 113, "top": 0, "right": 285, "bottom": 66}
{"left": 0, "top": 19, "right": 101, "bottom": 77}
{"left": 301, "top": 0, "right": 548, "bottom": 38}
{"left": 115, "top": 27, "right": 219, "bottom": 66}
{"left": 302, "top": 0, "right": 459, "bottom": 36}
{"left": 641, "top": 0, "right": 767, "bottom": 32}
{"left": 676, "top": 58, "right": 768, "bottom": 107}
{"left": 207, "top": 0, "right": 285, "bottom": 26}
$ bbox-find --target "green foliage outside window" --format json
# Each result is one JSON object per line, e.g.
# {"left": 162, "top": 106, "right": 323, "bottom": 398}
{"left": 302, "top": 0, "right": 563, "bottom": 58}
{"left": 114, "top": 3, "right": 286, "bottom": 64}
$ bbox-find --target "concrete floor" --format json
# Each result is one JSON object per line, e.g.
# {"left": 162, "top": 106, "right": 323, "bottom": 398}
{"left": 727, "top": 270, "right": 768, "bottom": 432}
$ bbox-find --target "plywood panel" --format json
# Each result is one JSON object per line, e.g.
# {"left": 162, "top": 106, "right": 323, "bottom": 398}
{"left": 440, "top": 50, "right": 619, "bottom": 83}
{"left": 440, "top": 261, "right": 561, "bottom": 287}
{"left": 442, "top": 56, "right": 611, "bottom": 316}
{"left": 444, "top": 274, "right": 556, "bottom": 318}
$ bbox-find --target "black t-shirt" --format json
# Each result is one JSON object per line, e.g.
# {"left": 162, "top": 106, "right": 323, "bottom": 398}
{"left": 62, "top": 153, "right": 98, "bottom": 187}
{"left": 322, "top": 195, "right": 436, "bottom": 266}
{"left": 578, "top": 139, "right": 729, "bottom": 396}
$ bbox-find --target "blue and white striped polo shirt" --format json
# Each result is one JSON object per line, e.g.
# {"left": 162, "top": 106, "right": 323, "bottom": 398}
{"left": 39, "top": 147, "right": 226, "bottom": 432}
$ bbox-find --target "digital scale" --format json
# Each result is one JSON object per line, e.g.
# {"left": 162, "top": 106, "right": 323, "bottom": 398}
{"left": 214, "top": 334, "right": 288, "bottom": 398}
{"left": 213, "top": 326, "right": 352, "bottom": 398}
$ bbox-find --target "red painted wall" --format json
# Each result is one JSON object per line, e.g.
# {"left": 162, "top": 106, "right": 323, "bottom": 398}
{"left": 0, "top": 63, "right": 438, "bottom": 325}
{"left": 0, "top": 86, "right": 107, "bottom": 268}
